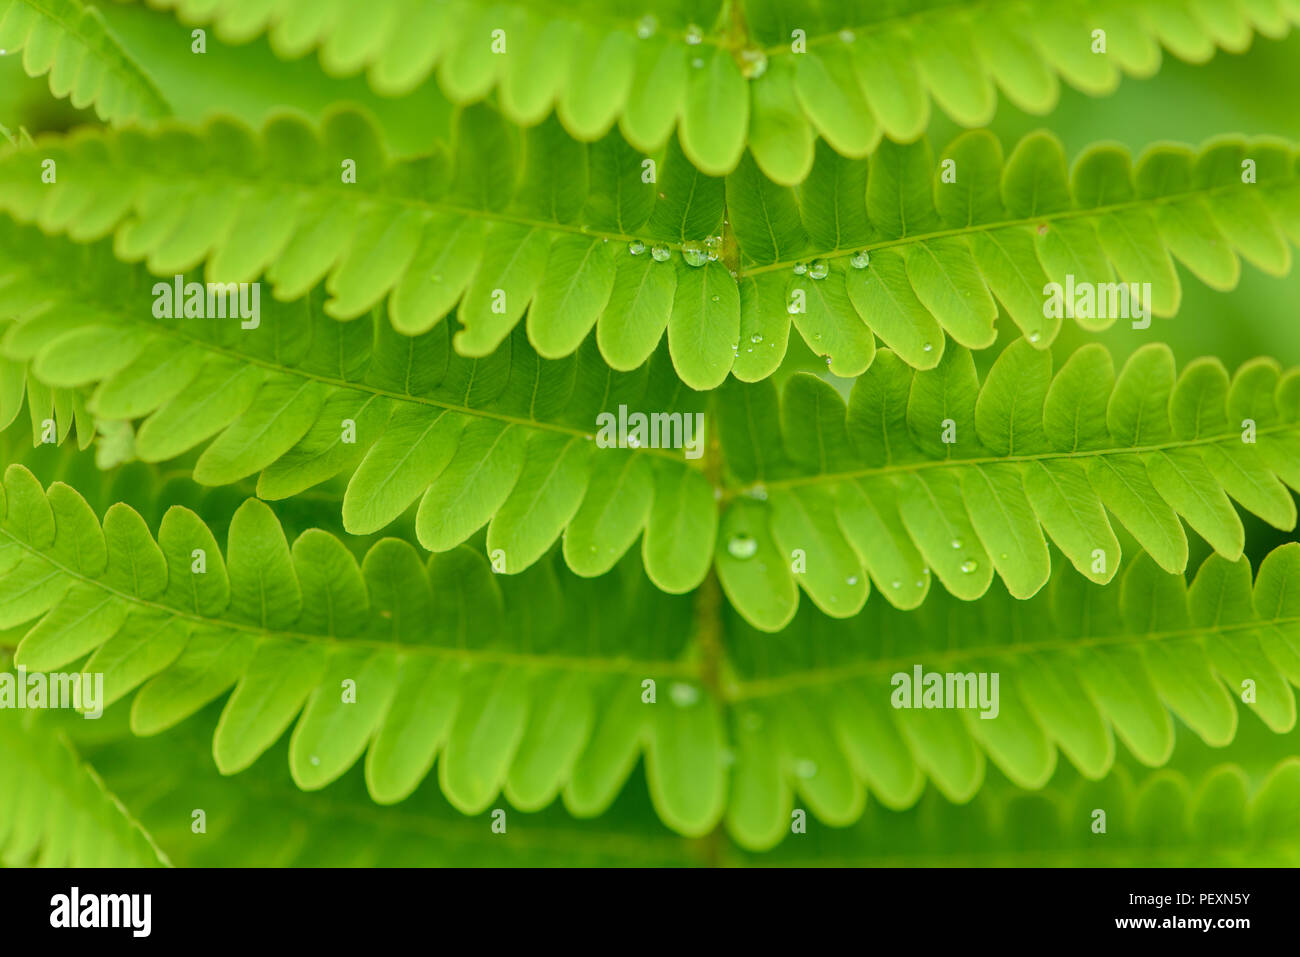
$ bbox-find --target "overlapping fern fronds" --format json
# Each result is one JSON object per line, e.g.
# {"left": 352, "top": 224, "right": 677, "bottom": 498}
{"left": 1, "top": 107, "right": 1297, "bottom": 388}
{"left": 126, "top": 0, "right": 1298, "bottom": 182}
{"left": 4, "top": 463, "right": 1300, "bottom": 848}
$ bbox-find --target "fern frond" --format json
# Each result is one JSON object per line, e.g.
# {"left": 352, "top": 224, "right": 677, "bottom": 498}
{"left": 3, "top": 464, "right": 1299, "bottom": 846}
{"left": 76, "top": 714, "right": 714, "bottom": 866}
{"left": 0, "top": 0, "right": 171, "bottom": 122}
{"left": 3, "top": 110, "right": 1296, "bottom": 388}
{"left": 719, "top": 543, "right": 1300, "bottom": 848}
{"left": 73, "top": 705, "right": 1300, "bottom": 866}
{"left": 0, "top": 464, "right": 721, "bottom": 836}
{"left": 0, "top": 226, "right": 719, "bottom": 595}
{"left": 761, "top": 755, "right": 1300, "bottom": 866}
{"left": 0, "top": 704, "right": 171, "bottom": 865}
{"left": 127, "top": 0, "right": 1299, "bottom": 181}
{"left": 712, "top": 340, "right": 1300, "bottom": 628}
{"left": 4, "top": 221, "right": 1299, "bottom": 628}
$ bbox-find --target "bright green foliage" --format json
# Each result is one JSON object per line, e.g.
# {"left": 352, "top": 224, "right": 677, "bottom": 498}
{"left": 4, "top": 463, "right": 1300, "bottom": 847}
{"left": 0, "top": 697, "right": 171, "bottom": 866}
{"left": 3, "top": 0, "right": 1300, "bottom": 871}
{"left": 4, "top": 226, "right": 1297, "bottom": 629}
{"left": 0, "top": 0, "right": 172, "bottom": 122}
{"left": 59, "top": 709, "right": 1300, "bottom": 865}
{"left": 714, "top": 340, "right": 1300, "bottom": 627}
{"left": 3, "top": 111, "right": 1297, "bottom": 388}
{"left": 124, "top": 0, "right": 1298, "bottom": 181}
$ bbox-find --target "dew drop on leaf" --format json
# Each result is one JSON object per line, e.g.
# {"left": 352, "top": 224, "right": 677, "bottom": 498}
{"left": 951, "top": 539, "right": 962, "bottom": 549}
{"left": 636, "top": 14, "right": 658, "bottom": 39}
{"left": 793, "top": 262, "right": 808, "bottom": 275}
{"left": 739, "top": 47, "right": 768, "bottom": 79}
{"left": 669, "top": 682, "right": 700, "bottom": 706}
{"left": 727, "top": 533, "right": 758, "bottom": 559}
{"left": 808, "top": 259, "right": 829, "bottom": 280}
{"left": 850, "top": 250, "right": 871, "bottom": 269}
{"left": 684, "top": 23, "right": 703, "bottom": 44}
{"left": 628, "top": 239, "right": 645, "bottom": 255}
{"left": 751, "top": 333, "right": 763, "bottom": 344}
{"left": 961, "top": 560, "right": 978, "bottom": 573}
{"left": 795, "top": 759, "right": 818, "bottom": 779}
{"left": 650, "top": 244, "right": 671, "bottom": 262}
{"left": 681, "top": 240, "right": 708, "bottom": 266}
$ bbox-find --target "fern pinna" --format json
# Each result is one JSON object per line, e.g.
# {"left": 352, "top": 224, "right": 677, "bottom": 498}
{"left": 1, "top": 0, "right": 1300, "bottom": 869}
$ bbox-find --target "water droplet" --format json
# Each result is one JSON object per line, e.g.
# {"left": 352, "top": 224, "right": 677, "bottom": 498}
{"left": 825, "top": 355, "right": 833, "bottom": 366}
{"left": 839, "top": 29, "right": 856, "bottom": 43}
{"left": 914, "top": 579, "right": 925, "bottom": 588}
{"left": 628, "top": 239, "right": 646, "bottom": 256}
{"left": 669, "top": 682, "right": 699, "bottom": 707}
{"left": 786, "top": 302, "right": 801, "bottom": 315}
{"left": 684, "top": 23, "right": 703, "bottom": 44}
{"left": 635, "top": 14, "right": 658, "bottom": 39}
{"left": 1028, "top": 331, "right": 1041, "bottom": 343}
{"left": 1036, "top": 223, "right": 1048, "bottom": 235}
{"left": 310, "top": 755, "right": 321, "bottom": 766}
{"left": 795, "top": 759, "right": 818, "bottom": 779}
{"left": 681, "top": 240, "right": 708, "bottom": 267}
{"left": 808, "top": 259, "right": 829, "bottom": 280}
{"left": 847, "top": 576, "right": 859, "bottom": 586}
{"left": 850, "top": 249, "right": 871, "bottom": 269}
{"left": 747, "top": 483, "right": 768, "bottom": 501}
{"left": 890, "top": 580, "right": 901, "bottom": 589}
{"left": 727, "top": 533, "right": 758, "bottom": 559}
{"left": 705, "top": 235, "right": 723, "bottom": 261}
{"left": 748, "top": 333, "right": 762, "bottom": 345}
{"left": 692, "top": 56, "right": 705, "bottom": 68}
{"left": 793, "top": 262, "right": 808, "bottom": 275}
{"left": 922, "top": 341, "right": 933, "bottom": 352}
{"left": 951, "top": 539, "right": 962, "bottom": 549}
{"left": 627, "top": 434, "right": 641, "bottom": 447}
{"left": 923, "top": 567, "right": 931, "bottom": 576}
{"left": 739, "top": 47, "right": 768, "bottom": 79}
{"left": 650, "top": 244, "right": 671, "bottom": 262}
{"left": 961, "top": 560, "right": 978, "bottom": 573}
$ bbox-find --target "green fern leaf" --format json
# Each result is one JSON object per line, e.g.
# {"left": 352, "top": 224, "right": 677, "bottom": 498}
{"left": 124, "top": 0, "right": 1299, "bottom": 181}
{"left": 4, "top": 463, "right": 1300, "bottom": 845}
{"left": 4, "top": 221, "right": 1300, "bottom": 627}
{"left": 0, "top": 0, "right": 171, "bottom": 122}
{"left": 0, "top": 705, "right": 171, "bottom": 865}
{"left": 4, "top": 110, "right": 1296, "bottom": 387}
